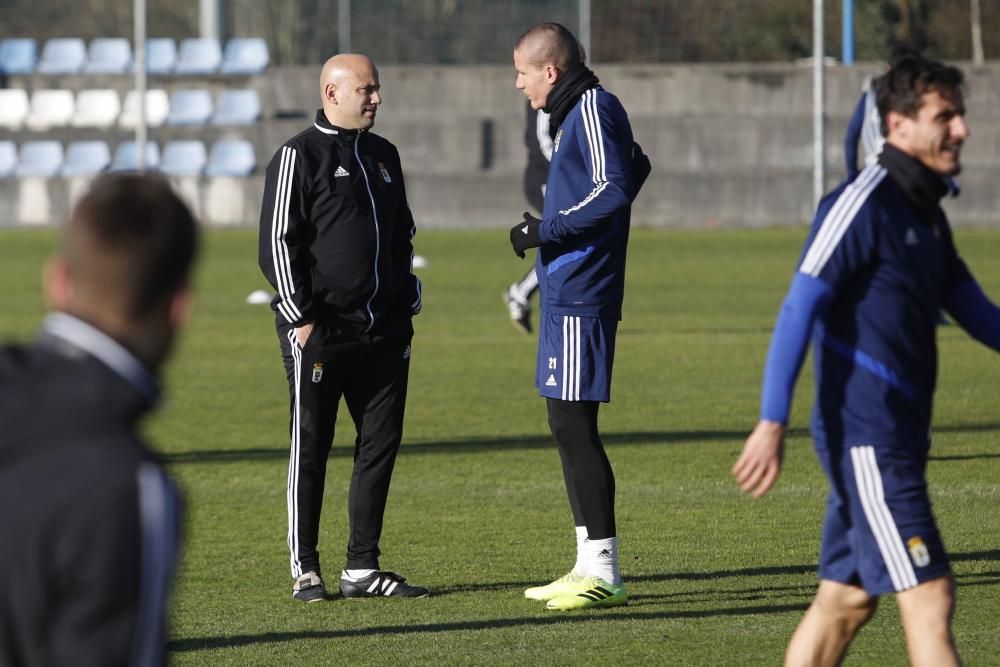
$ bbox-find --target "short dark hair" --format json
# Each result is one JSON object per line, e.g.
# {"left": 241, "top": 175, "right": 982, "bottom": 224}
{"left": 65, "top": 174, "right": 199, "bottom": 319}
{"left": 874, "top": 54, "right": 965, "bottom": 136}
{"left": 515, "top": 22, "right": 583, "bottom": 71}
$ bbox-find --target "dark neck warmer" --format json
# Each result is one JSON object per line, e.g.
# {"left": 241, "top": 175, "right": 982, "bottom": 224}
{"left": 543, "top": 64, "right": 600, "bottom": 138}
{"left": 878, "top": 143, "right": 949, "bottom": 218}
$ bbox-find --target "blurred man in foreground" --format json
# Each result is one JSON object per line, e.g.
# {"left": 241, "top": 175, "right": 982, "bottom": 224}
{"left": 0, "top": 174, "right": 199, "bottom": 665}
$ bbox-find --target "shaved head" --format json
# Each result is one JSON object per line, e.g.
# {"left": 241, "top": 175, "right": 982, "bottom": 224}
{"left": 320, "top": 53, "right": 376, "bottom": 94}
{"left": 515, "top": 22, "right": 582, "bottom": 71}
{"left": 320, "top": 53, "right": 382, "bottom": 130}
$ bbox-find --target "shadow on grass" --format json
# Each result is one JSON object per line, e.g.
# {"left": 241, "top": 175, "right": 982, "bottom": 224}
{"left": 168, "top": 550, "right": 1000, "bottom": 654}
{"left": 162, "top": 422, "right": 1000, "bottom": 465}
{"left": 161, "top": 428, "right": 803, "bottom": 464}
{"left": 167, "top": 602, "right": 810, "bottom": 653}
{"left": 432, "top": 551, "right": 1000, "bottom": 597}
{"left": 929, "top": 453, "right": 1000, "bottom": 461}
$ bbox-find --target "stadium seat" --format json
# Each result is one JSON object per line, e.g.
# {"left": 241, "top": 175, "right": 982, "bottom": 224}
{"left": 0, "top": 89, "right": 30, "bottom": 130}
{"left": 118, "top": 89, "right": 170, "bottom": 128}
{"left": 73, "top": 89, "right": 121, "bottom": 128}
{"left": 37, "top": 38, "right": 87, "bottom": 74}
{"left": 175, "top": 38, "right": 222, "bottom": 75}
{"left": 85, "top": 37, "right": 132, "bottom": 74}
{"left": 206, "top": 139, "right": 256, "bottom": 177}
{"left": 0, "top": 38, "right": 37, "bottom": 75}
{"left": 143, "top": 38, "right": 177, "bottom": 74}
{"left": 211, "top": 89, "right": 262, "bottom": 125}
{"left": 15, "top": 141, "right": 63, "bottom": 177}
{"left": 220, "top": 37, "right": 269, "bottom": 75}
{"left": 0, "top": 141, "right": 17, "bottom": 178}
{"left": 110, "top": 141, "right": 161, "bottom": 172}
{"left": 165, "top": 89, "right": 213, "bottom": 125}
{"left": 160, "top": 140, "right": 207, "bottom": 176}
{"left": 26, "top": 89, "right": 75, "bottom": 131}
{"left": 61, "top": 140, "right": 111, "bottom": 177}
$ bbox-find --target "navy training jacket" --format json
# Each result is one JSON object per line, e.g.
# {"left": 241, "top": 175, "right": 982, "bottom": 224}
{"left": 536, "top": 86, "right": 649, "bottom": 320}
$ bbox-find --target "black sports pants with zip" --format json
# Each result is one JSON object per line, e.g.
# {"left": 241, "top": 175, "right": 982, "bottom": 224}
{"left": 277, "top": 317, "right": 411, "bottom": 577}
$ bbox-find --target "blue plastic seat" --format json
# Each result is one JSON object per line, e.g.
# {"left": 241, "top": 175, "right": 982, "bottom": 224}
{"left": 165, "top": 89, "right": 213, "bottom": 125}
{"left": 161, "top": 140, "right": 207, "bottom": 176}
{"left": 175, "top": 38, "right": 221, "bottom": 75}
{"left": 37, "top": 38, "right": 87, "bottom": 74}
{"left": 0, "top": 141, "right": 17, "bottom": 178}
{"left": 206, "top": 139, "right": 256, "bottom": 177}
{"left": 110, "top": 141, "right": 161, "bottom": 172}
{"left": 61, "top": 141, "right": 111, "bottom": 177}
{"left": 85, "top": 37, "right": 131, "bottom": 74}
{"left": 211, "top": 89, "right": 261, "bottom": 125}
{"left": 144, "top": 38, "right": 177, "bottom": 74}
{"left": 0, "top": 38, "right": 37, "bottom": 75}
{"left": 220, "top": 37, "right": 269, "bottom": 75}
{"left": 15, "top": 141, "right": 63, "bottom": 177}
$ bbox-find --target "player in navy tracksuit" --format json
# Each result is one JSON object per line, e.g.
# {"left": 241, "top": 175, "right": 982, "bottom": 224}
{"left": 734, "top": 55, "right": 1000, "bottom": 665}
{"left": 509, "top": 22, "right": 650, "bottom": 611}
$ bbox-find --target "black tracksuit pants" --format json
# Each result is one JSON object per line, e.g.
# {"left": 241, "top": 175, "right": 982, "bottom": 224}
{"left": 278, "top": 318, "right": 411, "bottom": 576}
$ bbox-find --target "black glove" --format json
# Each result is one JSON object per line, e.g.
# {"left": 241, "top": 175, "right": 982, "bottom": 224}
{"left": 631, "top": 141, "right": 651, "bottom": 197}
{"left": 509, "top": 212, "right": 542, "bottom": 259}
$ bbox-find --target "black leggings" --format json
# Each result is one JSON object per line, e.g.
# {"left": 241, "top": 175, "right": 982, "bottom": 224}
{"left": 546, "top": 398, "right": 616, "bottom": 540}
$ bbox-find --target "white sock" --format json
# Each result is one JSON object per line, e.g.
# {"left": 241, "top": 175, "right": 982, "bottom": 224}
{"left": 572, "top": 526, "right": 589, "bottom": 576}
{"left": 342, "top": 568, "right": 377, "bottom": 581}
{"left": 585, "top": 536, "right": 621, "bottom": 584}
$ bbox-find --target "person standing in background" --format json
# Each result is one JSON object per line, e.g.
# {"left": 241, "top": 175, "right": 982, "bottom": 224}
{"left": 502, "top": 102, "right": 553, "bottom": 334}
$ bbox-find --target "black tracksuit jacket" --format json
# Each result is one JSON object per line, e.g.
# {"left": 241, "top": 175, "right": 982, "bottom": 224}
{"left": 258, "top": 110, "right": 422, "bottom": 338}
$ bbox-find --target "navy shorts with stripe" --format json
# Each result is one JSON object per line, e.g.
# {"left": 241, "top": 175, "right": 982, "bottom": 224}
{"left": 815, "top": 441, "right": 951, "bottom": 596}
{"left": 536, "top": 312, "right": 617, "bottom": 402}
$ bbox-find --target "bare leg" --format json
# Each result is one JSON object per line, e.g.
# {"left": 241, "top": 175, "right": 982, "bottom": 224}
{"left": 896, "top": 575, "right": 960, "bottom": 667}
{"left": 785, "top": 580, "right": 877, "bottom": 667}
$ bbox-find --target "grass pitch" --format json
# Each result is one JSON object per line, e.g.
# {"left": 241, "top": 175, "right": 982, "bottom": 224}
{"left": 2, "top": 227, "right": 999, "bottom": 665}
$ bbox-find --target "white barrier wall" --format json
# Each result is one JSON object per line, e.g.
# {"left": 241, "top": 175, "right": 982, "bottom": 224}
{"left": 2, "top": 63, "right": 999, "bottom": 227}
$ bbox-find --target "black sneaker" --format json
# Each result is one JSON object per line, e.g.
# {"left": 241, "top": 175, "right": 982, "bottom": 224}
{"left": 339, "top": 571, "right": 430, "bottom": 598}
{"left": 502, "top": 285, "right": 532, "bottom": 334}
{"left": 292, "top": 571, "right": 327, "bottom": 602}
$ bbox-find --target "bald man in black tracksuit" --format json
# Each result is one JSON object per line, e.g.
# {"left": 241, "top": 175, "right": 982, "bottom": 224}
{"left": 259, "top": 53, "right": 427, "bottom": 602}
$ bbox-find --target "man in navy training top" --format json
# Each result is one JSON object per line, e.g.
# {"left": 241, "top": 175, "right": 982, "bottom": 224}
{"left": 733, "top": 54, "right": 1000, "bottom": 666}
{"left": 509, "top": 22, "right": 650, "bottom": 611}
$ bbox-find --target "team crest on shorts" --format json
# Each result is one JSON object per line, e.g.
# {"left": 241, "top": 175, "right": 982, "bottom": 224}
{"left": 311, "top": 363, "right": 324, "bottom": 383}
{"left": 907, "top": 536, "right": 931, "bottom": 567}
{"left": 554, "top": 129, "right": 563, "bottom": 153}
{"left": 378, "top": 162, "right": 391, "bottom": 183}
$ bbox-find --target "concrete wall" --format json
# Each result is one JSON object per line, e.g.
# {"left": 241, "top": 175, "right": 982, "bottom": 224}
{"left": 2, "top": 62, "right": 999, "bottom": 227}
